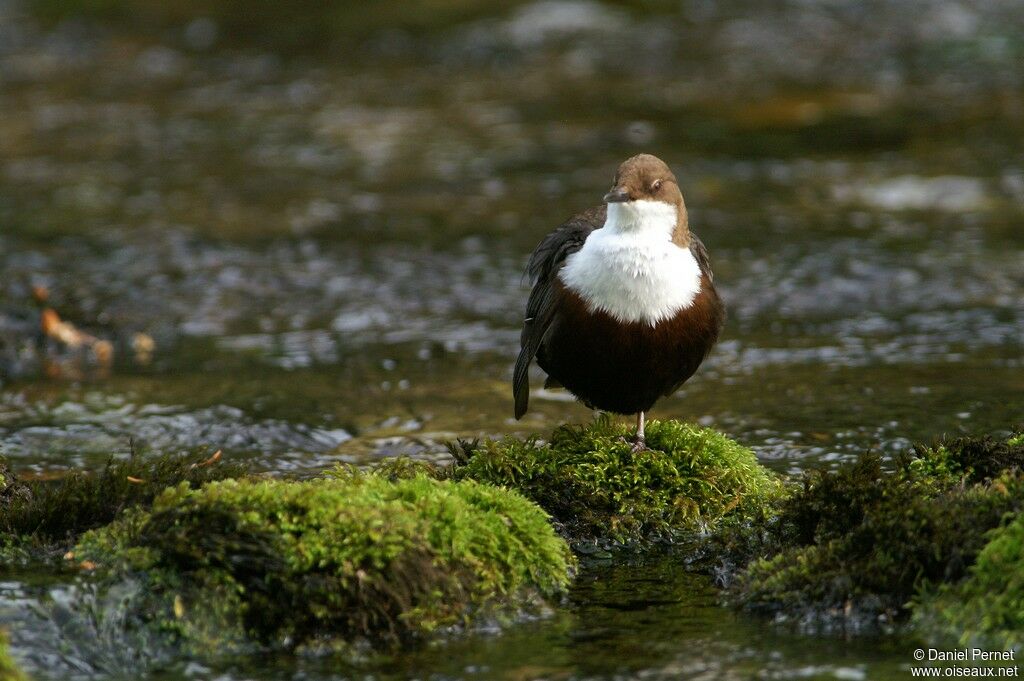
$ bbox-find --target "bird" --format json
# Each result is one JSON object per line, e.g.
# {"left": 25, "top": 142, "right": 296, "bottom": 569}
{"left": 513, "top": 153, "right": 725, "bottom": 450}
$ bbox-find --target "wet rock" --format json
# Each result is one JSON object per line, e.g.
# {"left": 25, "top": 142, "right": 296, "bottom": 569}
{"left": 0, "top": 401, "right": 352, "bottom": 468}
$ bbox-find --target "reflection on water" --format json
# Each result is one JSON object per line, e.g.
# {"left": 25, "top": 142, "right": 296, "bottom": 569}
{"left": 1, "top": 0, "right": 1023, "bottom": 677}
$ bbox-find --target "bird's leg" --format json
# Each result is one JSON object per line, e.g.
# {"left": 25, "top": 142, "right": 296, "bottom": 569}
{"left": 631, "top": 411, "right": 647, "bottom": 452}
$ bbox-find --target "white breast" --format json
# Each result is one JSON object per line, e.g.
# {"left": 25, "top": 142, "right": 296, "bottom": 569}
{"left": 559, "top": 200, "right": 702, "bottom": 326}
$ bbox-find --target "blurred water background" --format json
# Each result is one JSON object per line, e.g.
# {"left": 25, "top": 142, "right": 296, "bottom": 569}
{"left": 0, "top": 0, "right": 1022, "bottom": 677}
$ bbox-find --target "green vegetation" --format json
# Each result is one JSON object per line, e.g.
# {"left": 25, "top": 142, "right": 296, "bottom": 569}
{"left": 449, "top": 418, "right": 784, "bottom": 545}
{"left": 0, "top": 450, "right": 243, "bottom": 563}
{"left": 730, "top": 434, "right": 1024, "bottom": 628}
{"left": 4, "top": 421, "right": 1021, "bottom": 654}
{"left": 0, "top": 632, "right": 28, "bottom": 681}
{"left": 75, "top": 472, "right": 573, "bottom": 652}
{"left": 915, "top": 513, "right": 1024, "bottom": 648}
{"left": 0, "top": 419, "right": 783, "bottom": 655}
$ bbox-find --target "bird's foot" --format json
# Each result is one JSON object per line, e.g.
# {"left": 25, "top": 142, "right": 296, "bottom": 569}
{"left": 616, "top": 435, "right": 648, "bottom": 453}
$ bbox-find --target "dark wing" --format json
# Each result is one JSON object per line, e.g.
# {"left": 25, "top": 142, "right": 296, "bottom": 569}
{"left": 689, "top": 232, "right": 714, "bottom": 281}
{"left": 513, "top": 205, "right": 605, "bottom": 419}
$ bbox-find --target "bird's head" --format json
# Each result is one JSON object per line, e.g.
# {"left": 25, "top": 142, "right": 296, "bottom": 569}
{"left": 604, "top": 154, "right": 683, "bottom": 207}
{"left": 603, "top": 154, "right": 688, "bottom": 240}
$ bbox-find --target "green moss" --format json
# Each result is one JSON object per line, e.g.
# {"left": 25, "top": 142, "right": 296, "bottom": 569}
{"left": 331, "top": 456, "right": 443, "bottom": 483}
{"left": 915, "top": 513, "right": 1024, "bottom": 648}
{"left": 449, "top": 418, "right": 783, "bottom": 545}
{"left": 0, "top": 631, "right": 27, "bottom": 681}
{"left": 910, "top": 432, "right": 1024, "bottom": 484}
{"left": 730, "top": 434, "right": 1024, "bottom": 627}
{"left": 75, "top": 473, "right": 573, "bottom": 652}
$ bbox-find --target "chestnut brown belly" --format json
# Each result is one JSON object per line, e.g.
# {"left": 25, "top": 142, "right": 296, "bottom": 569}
{"left": 537, "top": 280, "right": 724, "bottom": 415}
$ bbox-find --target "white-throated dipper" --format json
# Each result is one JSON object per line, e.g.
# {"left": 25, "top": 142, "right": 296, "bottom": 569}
{"left": 513, "top": 153, "right": 725, "bottom": 449}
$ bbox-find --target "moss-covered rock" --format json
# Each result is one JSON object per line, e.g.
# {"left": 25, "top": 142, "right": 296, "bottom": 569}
{"left": 914, "top": 513, "right": 1024, "bottom": 648}
{"left": 17, "top": 420, "right": 1020, "bottom": 654}
{"left": 449, "top": 418, "right": 783, "bottom": 546}
{"left": 729, "top": 434, "right": 1024, "bottom": 630}
{"left": 75, "top": 472, "right": 573, "bottom": 653}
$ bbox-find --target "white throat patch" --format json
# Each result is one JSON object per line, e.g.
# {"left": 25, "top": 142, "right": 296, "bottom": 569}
{"left": 559, "top": 200, "right": 702, "bottom": 326}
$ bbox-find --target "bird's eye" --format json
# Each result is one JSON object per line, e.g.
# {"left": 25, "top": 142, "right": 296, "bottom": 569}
{"left": 652, "top": 180, "right": 663, "bottom": 192}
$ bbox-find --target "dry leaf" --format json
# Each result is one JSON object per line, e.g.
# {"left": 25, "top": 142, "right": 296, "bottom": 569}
{"left": 191, "top": 450, "right": 222, "bottom": 469}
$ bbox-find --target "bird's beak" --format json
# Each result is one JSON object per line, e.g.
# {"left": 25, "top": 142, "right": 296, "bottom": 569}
{"left": 603, "top": 187, "right": 630, "bottom": 203}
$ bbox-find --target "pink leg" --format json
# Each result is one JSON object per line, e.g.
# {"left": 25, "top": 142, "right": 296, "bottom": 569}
{"left": 632, "top": 411, "right": 647, "bottom": 452}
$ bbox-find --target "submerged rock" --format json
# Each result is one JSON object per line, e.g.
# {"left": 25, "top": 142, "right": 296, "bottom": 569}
{"left": 449, "top": 418, "right": 784, "bottom": 547}
{"left": 74, "top": 473, "right": 573, "bottom": 654}
{"left": 727, "top": 433, "right": 1024, "bottom": 634}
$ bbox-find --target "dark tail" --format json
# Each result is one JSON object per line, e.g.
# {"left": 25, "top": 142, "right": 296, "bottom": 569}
{"left": 512, "top": 345, "right": 531, "bottom": 419}
{"left": 512, "top": 277, "right": 557, "bottom": 419}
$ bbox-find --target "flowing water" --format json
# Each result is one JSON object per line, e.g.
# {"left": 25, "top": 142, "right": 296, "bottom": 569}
{"left": 1, "top": 0, "right": 1023, "bottom": 677}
